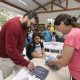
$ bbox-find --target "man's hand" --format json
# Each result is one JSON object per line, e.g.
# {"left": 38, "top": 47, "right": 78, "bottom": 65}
{"left": 28, "top": 62, "right": 35, "bottom": 70}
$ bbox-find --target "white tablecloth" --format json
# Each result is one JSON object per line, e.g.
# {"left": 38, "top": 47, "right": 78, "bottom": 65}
{"left": 5, "top": 52, "right": 70, "bottom": 80}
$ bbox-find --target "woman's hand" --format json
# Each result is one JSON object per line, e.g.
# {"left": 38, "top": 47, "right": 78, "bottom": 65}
{"left": 57, "top": 54, "right": 62, "bottom": 59}
{"left": 48, "top": 61, "right": 54, "bottom": 66}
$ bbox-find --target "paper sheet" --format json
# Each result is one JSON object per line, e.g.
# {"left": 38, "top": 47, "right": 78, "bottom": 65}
{"left": 12, "top": 67, "right": 41, "bottom": 80}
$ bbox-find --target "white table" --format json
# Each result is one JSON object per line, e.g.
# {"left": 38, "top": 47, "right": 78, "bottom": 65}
{"left": 32, "top": 59, "right": 70, "bottom": 80}
{"left": 32, "top": 52, "right": 70, "bottom": 80}
{"left": 5, "top": 52, "right": 70, "bottom": 80}
{"left": 43, "top": 42, "right": 64, "bottom": 53}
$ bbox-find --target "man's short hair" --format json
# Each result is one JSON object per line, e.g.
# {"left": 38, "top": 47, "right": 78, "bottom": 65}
{"left": 23, "top": 11, "right": 39, "bottom": 24}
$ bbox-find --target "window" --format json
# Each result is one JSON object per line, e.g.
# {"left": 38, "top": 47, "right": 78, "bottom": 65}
{"left": 0, "top": 7, "right": 22, "bottom": 30}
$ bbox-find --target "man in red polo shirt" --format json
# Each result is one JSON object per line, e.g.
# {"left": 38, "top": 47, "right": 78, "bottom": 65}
{"left": 0, "top": 11, "right": 39, "bottom": 71}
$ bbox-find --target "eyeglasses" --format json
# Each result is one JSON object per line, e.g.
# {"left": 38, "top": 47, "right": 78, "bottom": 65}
{"left": 30, "top": 20, "right": 36, "bottom": 27}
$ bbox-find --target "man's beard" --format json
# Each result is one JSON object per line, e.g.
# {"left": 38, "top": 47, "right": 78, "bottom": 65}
{"left": 22, "top": 22, "right": 30, "bottom": 30}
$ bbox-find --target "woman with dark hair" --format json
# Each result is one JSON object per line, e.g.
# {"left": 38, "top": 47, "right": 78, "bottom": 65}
{"left": 48, "top": 14, "right": 80, "bottom": 80}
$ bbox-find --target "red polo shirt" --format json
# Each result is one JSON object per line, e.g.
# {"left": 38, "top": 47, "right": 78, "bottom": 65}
{"left": 0, "top": 17, "right": 30, "bottom": 67}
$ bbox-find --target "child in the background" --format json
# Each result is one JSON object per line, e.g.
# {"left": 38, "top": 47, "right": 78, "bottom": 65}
{"left": 42, "top": 25, "right": 53, "bottom": 42}
{"left": 26, "top": 32, "right": 44, "bottom": 60}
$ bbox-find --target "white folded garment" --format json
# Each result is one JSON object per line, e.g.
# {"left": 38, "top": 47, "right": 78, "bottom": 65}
{"left": 12, "top": 67, "right": 41, "bottom": 80}
{"left": 45, "top": 55, "right": 61, "bottom": 70}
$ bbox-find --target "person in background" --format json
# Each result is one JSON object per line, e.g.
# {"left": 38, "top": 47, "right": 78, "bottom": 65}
{"left": 72, "top": 16, "right": 77, "bottom": 22}
{"left": 49, "top": 23, "right": 55, "bottom": 33}
{"left": 26, "top": 32, "right": 44, "bottom": 60}
{"left": 38, "top": 26, "right": 44, "bottom": 41}
{"left": 55, "top": 31, "right": 64, "bottom": 42}
{"left": 25, "top": 25, "right": 38, "bottom": 57}
{"left": 42, "top": 25, "right": 53, "bottom": 42}
{"left": 0, "top": 11, "right": 39, "bottom": 71}
{"left": 27, "top": 28, "right": 34, "bottom": 44}
{"left": 48, "top": 14, "right": 80, "bottom": 80}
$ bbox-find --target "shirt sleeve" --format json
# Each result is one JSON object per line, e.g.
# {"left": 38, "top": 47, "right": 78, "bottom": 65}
{"left": 5, "top": 23, "right": 30, "bottom": 67}
{"left": 64, "top": 35, "right": 80, "bottom": 50}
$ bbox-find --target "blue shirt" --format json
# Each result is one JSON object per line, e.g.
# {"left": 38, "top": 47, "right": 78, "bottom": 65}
{"left": 42, "top": 30, "right": 53, "bottom": 42}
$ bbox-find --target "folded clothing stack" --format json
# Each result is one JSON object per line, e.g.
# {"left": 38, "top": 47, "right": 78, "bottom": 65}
{"left": 45, "top": 55, "right": 61, "bottom": 70}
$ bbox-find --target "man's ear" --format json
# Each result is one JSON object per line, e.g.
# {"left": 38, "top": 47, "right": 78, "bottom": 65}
{"left": 23, "top": 16, "right": 29, "bottom": 21}
{"left": 25, "top": 16, "right": 28, "bottom": 19}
